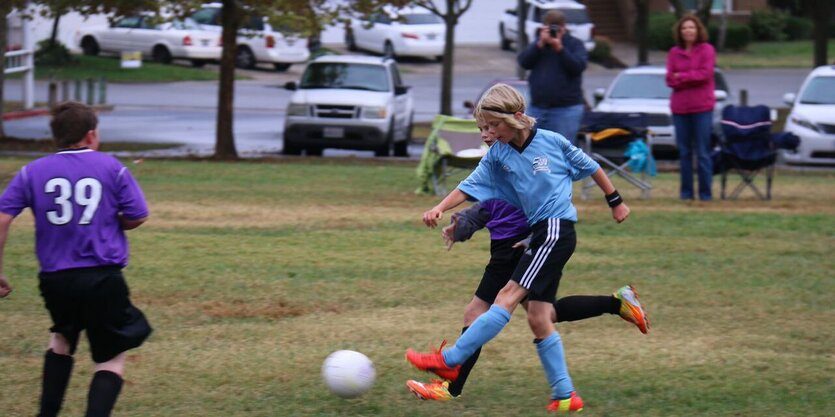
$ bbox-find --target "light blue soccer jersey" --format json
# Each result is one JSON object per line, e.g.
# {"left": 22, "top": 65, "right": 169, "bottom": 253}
{"left": 458, "top": 128, "right": 599, "bottom": 223}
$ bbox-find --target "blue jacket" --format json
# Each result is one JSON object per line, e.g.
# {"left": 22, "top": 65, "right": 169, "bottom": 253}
{"left": 517, "top": 32, "right": 588, "bottom": 108}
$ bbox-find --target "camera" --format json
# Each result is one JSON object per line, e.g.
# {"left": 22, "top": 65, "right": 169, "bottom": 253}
{"left": 549, "top": 24, "right": 560, "bottom": 38}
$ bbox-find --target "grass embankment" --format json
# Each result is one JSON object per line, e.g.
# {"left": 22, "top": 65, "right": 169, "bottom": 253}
{"left": 718, "top": 40, "right": 835, "bottom": 69}
{"left": 0, "top": 158, "right": 832, "bottom": 416}
{"left": 9, "top": 55, "right": 250, "bottom": 82}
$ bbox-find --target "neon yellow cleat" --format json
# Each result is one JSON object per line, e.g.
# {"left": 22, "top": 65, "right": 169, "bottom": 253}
{"left": 406, "top": 379, "right": 453, "bottom": 401}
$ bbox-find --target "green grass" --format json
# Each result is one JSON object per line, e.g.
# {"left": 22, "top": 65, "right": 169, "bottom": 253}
{"left": 717, "top": 40, "right": 835, "bottom": 69}
{"left": 8, "top": 55, "right": 249, "bottom": 83}
{"left": 0, "top": 158, "right": 833, "bottom": 416}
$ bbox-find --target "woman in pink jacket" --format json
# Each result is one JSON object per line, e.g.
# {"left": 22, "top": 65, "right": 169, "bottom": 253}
{"left": 666, "top": 15, "right": 715, "bottom": 201}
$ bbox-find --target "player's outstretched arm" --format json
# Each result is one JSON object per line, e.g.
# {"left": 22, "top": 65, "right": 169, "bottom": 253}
{"left": 0, "top": 213, "right": 15, "bottom": 298}
{"left": 422, "top": 188, "right": 468, "bottom": 229}
{"left": 590, "top": 168, "right": 630, "bottom": 223}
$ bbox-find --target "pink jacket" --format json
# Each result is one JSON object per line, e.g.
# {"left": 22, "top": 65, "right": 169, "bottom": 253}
{"left": 666, "top": 42, "right": 716, "bottom": 115}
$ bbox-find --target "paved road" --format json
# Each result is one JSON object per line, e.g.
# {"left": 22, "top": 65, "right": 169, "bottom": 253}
{"left": 3, "top": 45, "right": 811, "bottom": 158}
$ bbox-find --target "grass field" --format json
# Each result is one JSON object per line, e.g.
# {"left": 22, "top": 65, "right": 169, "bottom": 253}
{"left": 0, "top": 157, "right": 832, "bottom": 416}
{"left": 717, "top": 40, "right": 835, "bottom": 69}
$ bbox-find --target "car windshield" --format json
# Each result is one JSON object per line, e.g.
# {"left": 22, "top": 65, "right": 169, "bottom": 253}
{"left": 400, "top": 13, "right": 442, "bottom": 24}
{"left": 300, "top": 63, "right": 390, "bottom": 92}
{"left": 799, "top": 76, "right": 835, "bottom": 104}
{"left": 609, "top": 74, "right": 671, "bottom": 99}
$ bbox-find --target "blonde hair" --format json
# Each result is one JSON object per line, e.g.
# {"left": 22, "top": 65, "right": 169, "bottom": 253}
{"left": 474, "top": 83, "right": 536, "bottom": 130}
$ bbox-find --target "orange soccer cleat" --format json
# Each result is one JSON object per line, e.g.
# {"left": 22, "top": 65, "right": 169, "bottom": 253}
{"left": 406, "top": 379, "right": 453, "bottom": 401}
{"left": 614, "top": 284, "right": 650, "bottom": 334}
{"left": 546, "top": 391, "right": 584, "bottom": 413}
{"left": 405, "top": 340, "right": 461, "bottom": 382}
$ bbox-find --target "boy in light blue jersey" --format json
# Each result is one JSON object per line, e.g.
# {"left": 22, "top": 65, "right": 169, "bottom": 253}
{"left": 406, "top": 83, "right": 631, "bottom": 413}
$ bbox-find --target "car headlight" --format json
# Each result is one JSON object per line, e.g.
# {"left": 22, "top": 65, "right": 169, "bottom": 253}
{"left": 287, "top": 103, "right": 308, "bottom": 117}
{"left": 790, "top": 116, "right": 820, "bottom": 133}
{"left": 362, "top": 106, "right": 387, "bottom": 119}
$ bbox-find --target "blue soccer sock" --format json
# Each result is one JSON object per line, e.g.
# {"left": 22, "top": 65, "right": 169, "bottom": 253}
{"left": 536, "top": 331, "right": 575, "bottom": 400}
{"left": 443, "top": 304, "right": 511, "bottom": 366}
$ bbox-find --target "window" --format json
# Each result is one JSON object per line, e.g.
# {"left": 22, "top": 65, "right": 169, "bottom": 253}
{"left": 400, "top": 14, "right": 442, "bottom": 25}
{"left": 190, "top": 8, "right": 219, "bottom": 26}
{"left": 301, "top": 63, "right": 391, "bottom": 92}
{"left": 113, "top": 16, "right": 142, "bottom": 29}
{"left": 799, "top": 76, "right": 835, "bottom": 105}
{"left": 609, "top": 74, "right": 671, "bottom": 99}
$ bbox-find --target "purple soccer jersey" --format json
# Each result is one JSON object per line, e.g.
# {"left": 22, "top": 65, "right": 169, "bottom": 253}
{"left": 0, "top": 149, "right": 148, "bottom": 272}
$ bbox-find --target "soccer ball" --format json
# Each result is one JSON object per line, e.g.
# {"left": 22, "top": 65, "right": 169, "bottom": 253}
{"left": 321, "top": 350, "right": 376, "bottom": 398}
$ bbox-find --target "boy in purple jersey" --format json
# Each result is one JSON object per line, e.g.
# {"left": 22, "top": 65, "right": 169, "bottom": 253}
{"left": 0, "top": 102, "right": 151, "bottom": 417}
{"left": 406, "top": 118, "right": 649, "bottom": 402}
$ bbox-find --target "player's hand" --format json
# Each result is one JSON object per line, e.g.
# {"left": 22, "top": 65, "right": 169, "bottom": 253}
{"left": 441, "top": 217, "right": 458, "bottom": 251}
{"left": 422, "top": 207, "right": 444, "bottom": 229}
{"left": 612, "top": 203, "right": 630, "bottom": 223}
{"left": 512, "top": 239, "right": 529, "bottom": 251}
{"left": 0, "top": 274, "right": 12, "bottom": 298}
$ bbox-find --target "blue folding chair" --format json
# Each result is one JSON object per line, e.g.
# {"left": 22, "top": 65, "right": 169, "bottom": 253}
{"left": 717, "top": 105, "right": 778, "bottom": 200}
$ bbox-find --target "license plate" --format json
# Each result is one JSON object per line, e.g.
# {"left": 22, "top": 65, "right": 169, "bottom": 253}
{"left": 286, "top": 39, "right": 295, "bottom": 46}
{"left": 323, "top": 127, "right": 344, "bottom": 138}
{"left": 427, "top": 34, "right": 436, "bottom": 40}
{"left": 201, "top": 39, "right": 209, "bottom": 46}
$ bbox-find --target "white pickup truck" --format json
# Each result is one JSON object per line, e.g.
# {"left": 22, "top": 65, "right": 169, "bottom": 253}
{"left": 498, "top": 0, "right": 595, "bottom": 52}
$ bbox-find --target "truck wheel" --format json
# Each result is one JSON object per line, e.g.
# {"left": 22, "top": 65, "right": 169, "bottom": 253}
{"left": 282, "top": 143, "right": 302, "bottom": 155}
{"left": 499, "top": 24, "right": 512, "bottom": 51}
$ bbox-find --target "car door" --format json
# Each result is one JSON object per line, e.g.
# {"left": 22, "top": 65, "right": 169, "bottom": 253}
{"left": 359, "top": 13, "right": 392, "bottom": 53}
{"left": 102, "top": 16, "right": 142, "bottom": 52}
{"left": 389, "top": 64, "right": 412, "bottom": 138}
{"left": 127, "top": 16, "right": 160, "bottom": 56}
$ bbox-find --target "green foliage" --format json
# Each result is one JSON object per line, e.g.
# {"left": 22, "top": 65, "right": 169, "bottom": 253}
{"left": 707, "top": 22, "right": 753, "bottom": 51}
{"left": 649, "top": 12, "right": 677, "bottom": 51}
{"left": 589, "top": 36, "right": 626, "bottom": 69}
{"left": 750, "top": 8, "right": 789, "bottom": 41}
{"left": 784, "top": 16, "right": 813, "bottom": 40}
{"left": 34, "top": 39, "right": 77, "bottom": 66}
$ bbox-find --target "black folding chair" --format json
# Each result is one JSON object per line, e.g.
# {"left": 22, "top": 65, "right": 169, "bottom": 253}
{"left": 579, "top": 112, "right": 654, "bottom": 199}
{"left": 717, "top": 105, "right": 777, "bottom": 200}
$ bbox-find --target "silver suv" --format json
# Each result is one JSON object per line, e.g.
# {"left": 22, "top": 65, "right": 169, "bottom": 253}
{"left": 283, "top": 55, "right": 414, "bottom": 157}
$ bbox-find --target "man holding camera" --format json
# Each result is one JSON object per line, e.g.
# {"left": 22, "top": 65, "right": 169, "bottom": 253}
{"left": 517, "top": 10, "right": 589, "bottom": 145}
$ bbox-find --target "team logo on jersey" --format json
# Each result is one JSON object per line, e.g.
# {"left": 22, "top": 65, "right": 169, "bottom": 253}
{"left": 532, "top": 156, "right": 550, "bottom": 175}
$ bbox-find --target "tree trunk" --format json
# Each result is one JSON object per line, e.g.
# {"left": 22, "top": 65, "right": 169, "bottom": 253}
{"left": 49, "top": 14, "right": 60, "bottom": 49}
{"left": 516, "top": 0, "right": 526, "bottom": 79}
{"left": 635, "top": 0, "right": 649, "bottom": 65}
{"left": 697, "top": 0, "right": 714, "bottom": 27}
{"left": 717, "top": 0, "right": 728, "bottom": 52}
{"left": 809, "top": 0, "right": 831, "bottom": 66}
{"left": 214, "top": 0, "right": 239, "bottom": 159}
{"left": 439, "top": 1, "right": 456, "bottom": 116}
{"left": 669, "top": 0, "right": 685, "bottom": 18}
{"left": 0, "top": 6, "right": 8, "bottom": 138}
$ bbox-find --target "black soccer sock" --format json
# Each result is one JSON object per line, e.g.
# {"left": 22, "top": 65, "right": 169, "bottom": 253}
{"left": 85, "top": 370, "right": 123, "bottom": 417}
{"left": 447, "top": 326, "right": 482, "bottom": 397}
{"left": 553, "top": 295, "right": 621, "bottom": 323}
{"left": 38, "top": 349, "right": 74, "bottom": 417}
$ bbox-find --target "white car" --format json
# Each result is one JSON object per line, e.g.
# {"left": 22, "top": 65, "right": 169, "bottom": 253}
{"left": 346, "top": 6, "right": 445, "bottom": 60}
{"left": 499, "top": 0, "right": 595, "bottom": 52}
{"left": 593, "top": 66, "right": 731, "bottom": 156}
{"left": 283, "top": 55, "right": 414, "bottom": 157}
{"left": 190, "top": 3, "right": 310, "bottom": 71}
{"left": 781, "top": 65, "right": 835, "bottom": 165}
{"left": 77, "top": 15, "right": 221, "bottom": 66}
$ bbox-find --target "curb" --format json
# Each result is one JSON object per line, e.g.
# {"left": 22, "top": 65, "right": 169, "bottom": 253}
{"left": 2, "top": 104, "right": 115, "bottom": 121}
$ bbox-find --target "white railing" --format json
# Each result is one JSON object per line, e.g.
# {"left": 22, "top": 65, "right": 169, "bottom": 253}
{"left": 5, "top": 8, "right": 35, "bottom": 109}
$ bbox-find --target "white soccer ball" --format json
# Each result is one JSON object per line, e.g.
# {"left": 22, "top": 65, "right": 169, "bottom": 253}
{"left": 321, "top": 350, "right": 376, "bottom": 398}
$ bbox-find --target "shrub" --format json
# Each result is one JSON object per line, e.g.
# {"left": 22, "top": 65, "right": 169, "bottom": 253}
{"left": 589, "top": 36, "right": 626, "bottom": 69}
{"left": 784, "top": 16, "right": 813, "bottom": 40}
{"left": 750, "top": 9, "right": 788, "bottom": 41}
{"left": 35, "top": 39, "right": 76, "bottom": 66}
{"left": 648, "top": 12, "right": 677, "bottom": 51}
{"left": 707, "top": 22, "right": 752, "bottom": 51}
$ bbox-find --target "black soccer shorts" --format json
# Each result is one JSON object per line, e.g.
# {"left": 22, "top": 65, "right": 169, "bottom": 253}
{"left": 474, "top": 232, "right": 529, "bottom": 304}
{"left": 510, "top": 218, "right": 576, "bottom": 302}
{"left": 38, "top": 266, "right": 152, "bottom": 363}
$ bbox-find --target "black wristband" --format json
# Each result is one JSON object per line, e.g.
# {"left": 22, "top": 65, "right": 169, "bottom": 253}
{"left": 605, "top": 190, "right": 623, "bottom": 208}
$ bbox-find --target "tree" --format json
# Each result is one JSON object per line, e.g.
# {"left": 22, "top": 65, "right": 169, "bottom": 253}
{"left": 413, "top": 0, "right": 474, "bottom": 116}
{"left": 516, "top": 0, "right": 527, "bottom": 79}
{"left": 634, "top": 0, "right": 650, "bottom": 65}
{"left": 802, "top": 0, "right": 832, "bottom": 66}
{"left": 668, "top": 0, "right": 713, "bottom": 25}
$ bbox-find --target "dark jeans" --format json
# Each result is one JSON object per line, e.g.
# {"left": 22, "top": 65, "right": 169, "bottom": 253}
{"left": 673, "top": 111, "right": 713, "bottom": 200}
{"left": 528, "top": 104, "right": 585, "bottom": 145}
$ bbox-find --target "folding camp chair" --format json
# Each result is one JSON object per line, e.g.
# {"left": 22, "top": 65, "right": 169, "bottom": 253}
{"left": 415, "top": 115, "right": 485, "bottom": 196}
{"left": 579, "top": 112, "right": 654, "bottom": 200}
{"left": 717, "top": 105, "right": 778, "bottom": 200}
